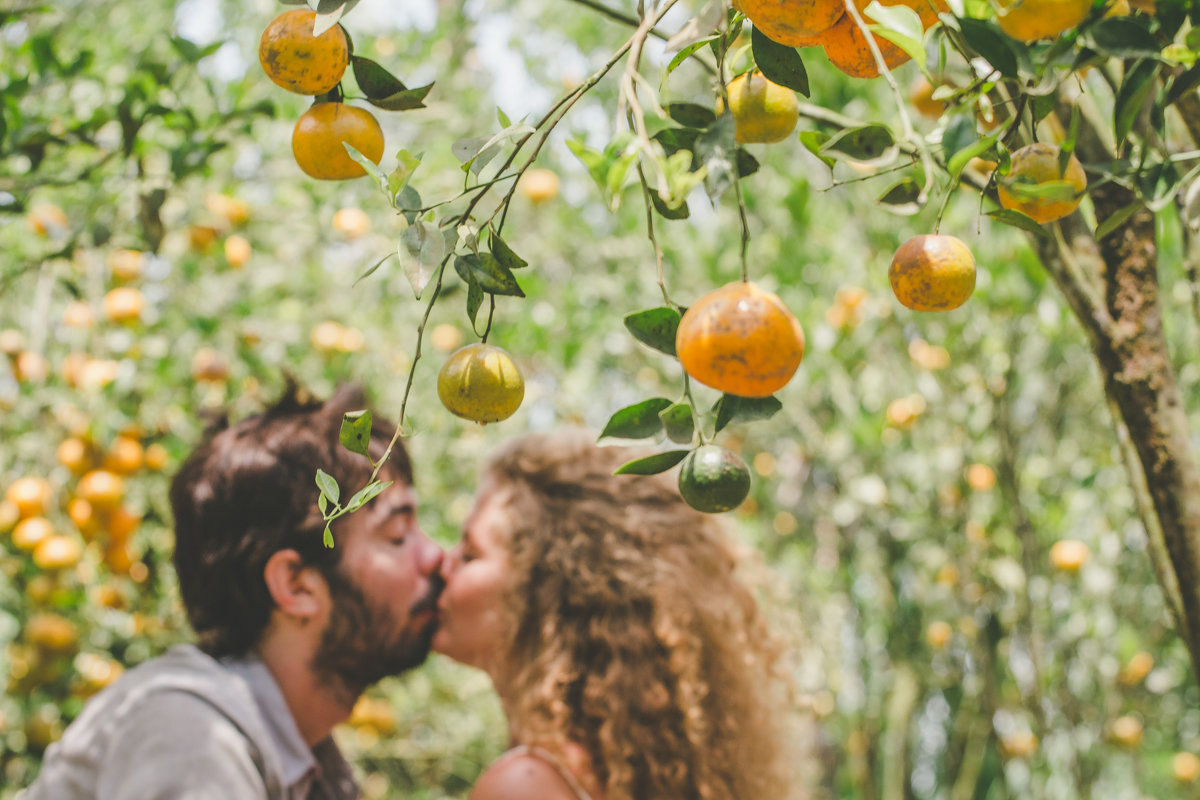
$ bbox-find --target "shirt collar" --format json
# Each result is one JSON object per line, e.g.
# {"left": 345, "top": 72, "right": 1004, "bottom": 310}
{"left": 221, "top": 654, "right": 320, "bottom": 792}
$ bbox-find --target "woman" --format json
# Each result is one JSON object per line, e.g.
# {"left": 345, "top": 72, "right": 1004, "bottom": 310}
{"left": 434, "top": 430, "right": 799, "bottom": 800}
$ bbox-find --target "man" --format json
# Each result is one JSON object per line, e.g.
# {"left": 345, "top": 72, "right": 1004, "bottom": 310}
{"left": 20, "top": 383, "right": 444, "bottom": 799}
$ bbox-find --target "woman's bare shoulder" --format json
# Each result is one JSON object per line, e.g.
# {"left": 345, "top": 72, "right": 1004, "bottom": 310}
{"left": 469, "top": 750, "right": 583, "bottom": 800}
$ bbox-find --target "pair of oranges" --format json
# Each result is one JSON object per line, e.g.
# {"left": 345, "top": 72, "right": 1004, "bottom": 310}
{"left": 259, "top": 9, "right": 383, "bottom": 180}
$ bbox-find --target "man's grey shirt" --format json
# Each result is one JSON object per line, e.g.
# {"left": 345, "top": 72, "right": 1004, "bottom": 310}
{"left": 18, "top": 644, "right": 360, "bottom": 800}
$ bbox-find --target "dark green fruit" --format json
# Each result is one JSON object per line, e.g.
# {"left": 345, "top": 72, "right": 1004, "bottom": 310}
{"left": 678, "top": 445, "right": 751, "bottom": 513}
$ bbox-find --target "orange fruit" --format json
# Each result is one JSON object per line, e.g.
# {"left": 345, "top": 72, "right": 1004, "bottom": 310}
{"left": 311, "top": 321, "right": 346, "bottom": 353}
{"left": 33, "top": 535, "right": 83, "bottom": 571}
{"left": 925, "top": 620, "right": 953, "bottom": 650}
{"left": 62, "top": 301, "right": 94, "bottom": 329}
{"left": 57, "top": 437, "right": 96, "bottom": 474}
{"left": 1049, "top": 539, "right": 1090, "bottom": 572}
{"left": 108, "top": 249, "right": 143, "bottom": 283}
{"left": 103, "top": 287, "right": 145, "bottom": 324}
{"left": 189, "top": 224, "right": 219, "bottom": 252}
{"left": 27, "top": 204, "right": 68, "bottom": 238}
{"left": 292, "top": 102, "right": 385, "bottom": 181}
{"left": 0, "top": 500, "right": 19, "bottom": 533}
{"left": 332, "top": 207, "right": 372, "bottom": 238}
{"left": 106, "top": 506, "right": 141, "bottom": 542}
{"left": 996, "top": 0, "right": 1090, "bottom": 41}
{"left": 822, "top": 0, "right": 947, "bottom": 79}
{"left": 437, "top": 343, "right": 526, "bottom": 424}
{"left": 910, "top": 76, "right": 947, "bottom": 119}
{"left": 1109, "top": 715, "right": 1143, "bottom": 749}
{"left": 678, "top": 445, "right": 753, "bottom": 513}
{"left": 77, "top": 470, "right": 125, "bottom": 512}
{"left": 719, "top": 71, "right": 800, "bottom": 144}
{"left": 102, "top": 436, "right": 144, "bottom": 475}
{"left": 734, "top": 0, "right": 845, "bottom": 44}
{"left": 888, "top": 234, "right": 976, "bottom": 312}
{"left": 26, "top": 613, "right": 78, "bottom": 655}
{"left": 6, "top": 476, "right": 52, "bottom": 519}
{"left": 224, "top": 234, "right": 252, "bottom": 269}
{"left": 204, "top": 193, "right": 251, "bottom": 227}
{"left": 999, "top": 731, "right": 1038, "bottom": 760}
{"left": 12, "top": 517, "right": 55, "bottom": 552}
{"left": 14, "top": 351, "right": 49, "bottom": 383}
{"left": 519, "top": 168, "right": 561, "bottom": 204}
{"left": 997, "top": 142, "right": 1087, "bottom": 224}
{"left": 67, "top": 497, "right": 101, "bottom": 540}
{"left": 191, "top": 347, "right": 230, "bottom": 383}
{"left": 1118, "top": 651, "right": 1154, "bottom": 686}
{"left": 676, "top": 281, "right": 805, "bottom": 398}
{"left": 104, "top": 541, "right": 137, "bottom": 575}
{"left": 259, "top": 9, "right": 350, "bottom": 95}
{"left": 965, "top": 463, "right": 996, "bottom": 491}
{"left": 143, "top": 443, "right": 169, "bottom": 471}
{"left": 0, "top": 328, "right": 23, "bottom": 355}
{"left": 1173, "top": 753, "right": 1200, "bottom": 784}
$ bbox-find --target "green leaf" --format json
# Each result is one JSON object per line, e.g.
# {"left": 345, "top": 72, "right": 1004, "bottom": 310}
{"left": 1114, "top": 59, "right": 1160, "bottom": 147}
{"left": 352, "top": 56, "right": 407, "bottom": 99}
{"left": 878, "top": 179, "right": 922, "bottom": 215}
{"left": 737, "top": 148, "right": 761, "bottom": 178}
{"left": 986, "top": 208, "right": 1052, "bottom": 238}
{"left": 668, "top": 35, "right": 720, "bottom": 74}
{"left": 600, "top": 398, "right": 674, "bottom": 440}
{"left": 624, "top": 307, "right": 682, "bottom": 356}
{"left": 465, "top": 280, "right": 484, "bottom": 327}
{"left": 1088, "top": 17, "right": 1161, "bottom": 59}
{"left": 316, "top": 469, "right": 340, "bottom": 505}
{"left": 650, "top": 189, "right": 690, "bottom": 220}
{"left": 800, "top": 130, "right": 835, "bottom": 169}
{"left": 489, "top": 230, "right": 528, "bottom": 271}
{"left": 343, "top": 142, "right": 387, "bottom": 188}
{"left": 958, "top": 17, "right": 1019, "bottom": 79}
{"left": 713, "top": 394, "right": 783, "bottom": 434}
{"left": 395, "top": 184, "right": 422, "bottom": 225}
{"left": 613, "top": 450, "right": 690, "bottom": 475}
{"left": 947, "top": 130, "right": 1002, "bottom": 179}
{"left": 324, "top": 523, "right": 335, "bottom": 549}
{"left": 1094, "top": 202, "right": 1142, "bottom": 239}
{"left": 655, "top": 127, "right": 700, "bottom": 158}
{"left": 1166, "top": 62, "right": 1200, "bottom": 106}
{"left": 666, "top": 102, "right": 717, "bottom": 128}
{"left": 353, "top": 252, "right": 393, "bottom": 287}
{"left": 567, "top": 134, "right": 637, "bottom": 211}
{"left": 339, "top": 410, "right": 373, "bottom": 457}
{"left": 367, "top": 83, "right": 433, "bottom": 112}
{"left": 387, "top": 150, "right": 422, "bottom": 202}
{"left": 660, "top": 403, "right": 695, "bottom": 444}
{"left": 696, "top": 114, "right": 738, "bottom": 201}
{"left": 318, "top": 492, "right": 328, "bottom": 515}
{"left": 398, "top": 221, "right": 444, "bottom": 299}
{"left": 820, "top": 124, "right": 897, "bottom": 166}
{"left": 864, "top": 2, "right": 925, "bottom": 68}
{"left": 346, "top": 480, "right": 391, "bottom": 513}
{"left": 751, "top": 28, "right": 810, "bottom": 96}
{"left": 455, "top": 254, "right": 524, "bottom": 297}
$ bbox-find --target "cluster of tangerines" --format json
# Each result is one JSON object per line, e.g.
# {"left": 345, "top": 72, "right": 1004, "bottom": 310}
{"left": 259, "top": 9, "right": 384, "bottom": 180}
{"left": 722, "top": 0, "right": 1091, "bottom": 316}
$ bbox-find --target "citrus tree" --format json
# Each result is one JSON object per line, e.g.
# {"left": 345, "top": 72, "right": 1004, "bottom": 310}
{"left": 4, "top": 0, "right": 1200, "bottom": 797}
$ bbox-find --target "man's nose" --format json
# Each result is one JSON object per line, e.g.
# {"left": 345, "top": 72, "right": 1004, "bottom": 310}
{"left": 420, "top": 534, "right": 445, "bottom": 576}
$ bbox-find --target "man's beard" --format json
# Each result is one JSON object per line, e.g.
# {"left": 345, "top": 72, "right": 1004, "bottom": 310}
{"left": 311, "top": 569, "right": 444, "bottom": 702}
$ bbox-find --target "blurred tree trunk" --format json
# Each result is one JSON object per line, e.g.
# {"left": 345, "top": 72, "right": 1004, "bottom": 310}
{"left": 1027, "top": 91, "right": 1200, "bottom": 686}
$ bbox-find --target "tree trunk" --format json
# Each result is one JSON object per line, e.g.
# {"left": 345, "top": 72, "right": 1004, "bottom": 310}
{"left": 1024, "top": 109, "right": 1200, "bottom": 683}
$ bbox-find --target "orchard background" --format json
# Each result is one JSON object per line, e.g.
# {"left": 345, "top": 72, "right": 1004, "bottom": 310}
{"left": 4, "top": 0, "right": 1200, "bottom": 797}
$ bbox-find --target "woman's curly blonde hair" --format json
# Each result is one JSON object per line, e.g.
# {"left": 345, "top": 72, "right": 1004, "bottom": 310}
{"left": 483, "top": 430, "right": 798, "bottom": 800}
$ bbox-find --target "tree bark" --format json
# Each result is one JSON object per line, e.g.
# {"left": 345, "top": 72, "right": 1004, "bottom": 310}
{"left": 1024, "top": 104, "right": 1200, "bottom": 682}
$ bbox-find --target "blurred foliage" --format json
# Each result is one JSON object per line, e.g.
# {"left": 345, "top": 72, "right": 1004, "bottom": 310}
{"left": 2, "top": 0, "right": 1200, "bottom": 798}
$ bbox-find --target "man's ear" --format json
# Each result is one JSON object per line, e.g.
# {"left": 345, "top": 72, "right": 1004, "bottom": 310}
{"left": 263, "top": 549, "right": 328, "bottom": 619}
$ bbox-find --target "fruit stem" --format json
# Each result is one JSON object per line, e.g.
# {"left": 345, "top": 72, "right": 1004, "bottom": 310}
{"left": 636, "top": 164, "right": 673, "bottom": 307}
{"left": 713, "top": 26, "right": 751, "bottom": 283}
{"left": 682, "top": 373, "right": 707, "bottom": 446}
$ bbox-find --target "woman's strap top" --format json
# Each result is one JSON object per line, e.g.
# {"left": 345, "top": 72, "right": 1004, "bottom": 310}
{"left": 501, "top": 744, "right": 596, "bottom": 800}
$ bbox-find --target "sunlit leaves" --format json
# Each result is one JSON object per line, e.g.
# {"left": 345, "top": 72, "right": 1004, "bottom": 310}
{"left": 600, "top": 398, "right": 674, "bottom": 439}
